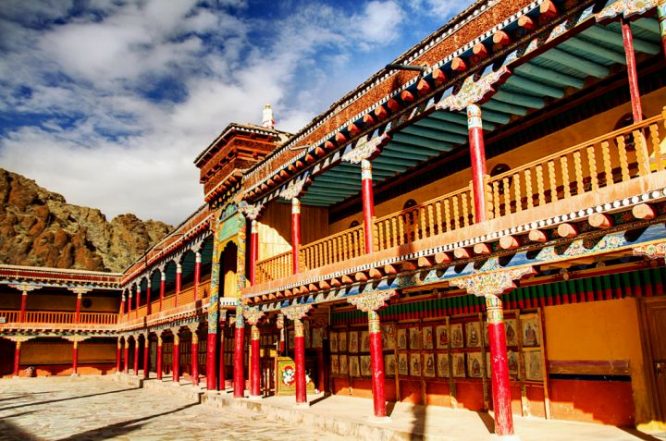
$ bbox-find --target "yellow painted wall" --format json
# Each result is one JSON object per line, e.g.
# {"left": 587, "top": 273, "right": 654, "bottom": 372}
{"left": 544, "top": 298, "right": 649, "bottom": 423}
{"left": 21, "top": 340, "right": 115, "bottom": 364}
{"left": 257, "top": 200, "right": 329, "bottom": 261}
{"left": 0, "top": 291, "right": 118, "bottom": 312}
{"left": 329, "top": 88, "right": 666, "bottom": 233}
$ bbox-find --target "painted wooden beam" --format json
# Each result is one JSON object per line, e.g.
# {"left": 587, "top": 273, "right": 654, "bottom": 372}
{"left": 454, "top": 247, "right": 471, "bottom": 259}
{"left": 588, "top": 213, "right": 613, "bottom": 229}
{"left": 632, "top": 203, "right": 655, "bottom": 220}
{"left": 482, "top": 100, "right": 528, "bottom": 116}
{"left": 429, "top": 110, "right": 467, "bottom": 125}
{"left": 561, "top": 38, "right": 626, "bottom": 65}
{"left": 477, "top": 109, "right": 511, "bottom": 125}
{"left": 557, "top": 223, "right": 578, "bottom": 238}
{"left": 373, "top": 156, "right": 419, "bottom": 167}
{"left": 505, "top": 75, "right": 564, "bottom": 99}
{"left": 493, "top": 90, "right": 545, "bottom": 109}
{"left": 401, "top": 126, "right": 468, "bottom": 144}
{"left": 584, "top": 25, "right": 660, "bottom": 55}
{"left": 528, "top": 229, "right": 547, "bottom": 243}
{"left": 388, "top": 140, "right": 450, "bottom": 156}
{"left": 631, "top": 18, "right": 660, "bottom": 35}
{"left": 538, "top": 48, "right": 609, "bottom": 78}
{"left": 415, "top": 117, "right": 490, "bottom": 134}
{"left": 392, "top": 133, "right": 456, "bottom": 151}
{"left": 380, "top": 148, "right": 433, "bottom": 161}
{"left": 515, "top": 64, "right": 585, "bottom": 89}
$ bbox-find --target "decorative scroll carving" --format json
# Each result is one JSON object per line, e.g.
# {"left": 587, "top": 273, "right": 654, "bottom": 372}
{"left": 347, "top": 290, "right": 397, "bottom": 313}
{"left": 70, "top": 287, "right": 92, "bottom": 296}
{"left": 281, "top": 303, "right": 313, "bottom": 321}
{"left": 450, "top": 266, "right": 535, "bottom": 298}
{"left": 8, "top": 284, "right": 39, "bottom": 293}
{"left": 280, "top": 178, "right": 307, "bottom": 200}
{"left": 436, "top": 66, "right": 510, "bottom": 112}
{"left": 596, "top": 0, "right": 658, "bottom": 21}
{"left": 342, "top": 134, "right": 390, "bottom": 164}
{"left": 243, "top": 307, "right": 264, "bottom": 325}
{"left": 633, "top": 241, "right": 666, "bottom": 259}
{"left": 237, "top": 201, "right": 264, "bottom": 220}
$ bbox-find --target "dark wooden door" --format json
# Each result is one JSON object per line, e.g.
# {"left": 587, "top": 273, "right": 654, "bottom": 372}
{"left": 643, "top": 298, "right": 666, "bottom": 421}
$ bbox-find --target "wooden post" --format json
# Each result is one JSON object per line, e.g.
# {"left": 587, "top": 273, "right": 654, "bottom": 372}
{"left": 75, "top": 292, "right": 82, "bottom": 324}
{"left": 72, "top": 340, "right": 79, "bottom": 375}
{"left": 361, "top": 160, "right": 375, "bottom": 254}
{"left": 119, "top": 294, "right": 126, "bottom": 320}
{"left": 194, "top": 252, "right": 201, "bottom": 303}
{"left": 128, "top": 293, "right": 133, "bottom": 320}
{"left": 156, "top": 334, "right": 163, "bottom": 380}
{"left": 159, "top": 272, "right": 165, "bottom": 312}
{"left": 467, "top": 104, "right": 488, "bottom": 222}
{"left": 294, "top": 318, "right": 307, "bottom": 405}
{"left": 291, "top": 198, "right": 301, "bottom": 274}
{"left": 143, "top": 335, "right": 149, "bottom": 379}
{"left": 19, "top": 290, "right": 28, "bottom": 323}
{"left": 123, "top": 339, "right": 129, "bottom": 373}
{"left": 116, "top": 338, "right": 122, "bottom": 373}
{"left": 485, "top": 295, "right": 515, "bottom": 437}
{"left": 175, "top": 263, "right": 182, "bottom": 307}
{"left": 368, "top": 310, "right": 387, "bottom": 417}
{"left": 191, "top": 331, "right": 199, "bottom": 385}
{"left": 622, "top": 18, "right": 643, "bottom": 122}
{"left": 135, "top": 285, "right": 140, "bottom": 319}
{"left": 250, "top": 324, "right": 261, "bottom": 398}
{"left": 133, "top": 336, "right": 140, "bottom": 375}
{"left": 233, "top": 312, "right": 245, "bottom": 398}
{"left": 173, "top": 332, "right": 180, "bottom": 383}
{"left": 249, "top": 220, "right": 259, "bottom": 285}
{"left": 146, "top": 281, "right": 152, "bottom": 315}
{"left": 13, "top": 341, "right": 21, "bottom": 377}
{"left": 207, "top": 329, "right": 218, "bottom": 390}
{"left": 218, "top": 315, "right": 227, "bottom": 391}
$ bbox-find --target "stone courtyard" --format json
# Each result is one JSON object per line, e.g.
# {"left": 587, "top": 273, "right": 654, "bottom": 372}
{"left": 0, "top": 376, "right": 345, "bottom": 441}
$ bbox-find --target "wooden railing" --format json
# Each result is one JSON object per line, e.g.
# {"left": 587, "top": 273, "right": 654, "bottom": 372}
{"left": 256, "top": 251, "right": 292, "bottom": 285}
{"left": 302, "top": 225, "right": 365, "bottom": 270}
{"left": 0, "top": 310, "right": 117, "bottom": 325}
{"left": 488, "top": 112, "right": 666, "bottom": 218}
{"left": 375, "top": 185, "right": 475, "bottom": 251}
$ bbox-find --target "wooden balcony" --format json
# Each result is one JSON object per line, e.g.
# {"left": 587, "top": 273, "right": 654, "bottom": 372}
{"left": 0, "top": 310, "right": 118, "bottom": 330}
{"left": 251, "top": 108, "right": 666, "bottom": 291}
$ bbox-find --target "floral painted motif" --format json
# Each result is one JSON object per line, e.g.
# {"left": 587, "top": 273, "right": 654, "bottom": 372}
{"left": 281, "top": 303, "right": 313, "bottom": 321}
{"left": 633, "top": 241, "right": 666, "bottom": 259}
{"left": 341, "top": 134, "right": 390, "bottom": 164}
{"left": 596, "top": 0, "right": 658, "bottom": 20}
{"left": 243, "top": 307, "right": 264, "bottom": 325}
{"left": 279, "top": 177, "right": 308, "bottom": 200}
{"left": 436, "top": 66, "right": 510, "bottom": 112}
{"left": 451, "top": 266, "right": 534, "bottom": 297}
{"left": 237, "top": 201, "right": 264, "bottom": 220}
{"left": 347, "top": 290, "right": 397, "bottom": 312}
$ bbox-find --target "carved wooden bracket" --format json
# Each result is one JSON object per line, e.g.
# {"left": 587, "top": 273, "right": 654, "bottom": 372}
{"left": 347, "top": 290, "right": 397, "bottom": 313}
{"left": 342, "top": 134, "right": 390, "bottom": 164}
{"left": 69, "top": 287, "right": 92, "bottom": 295}
{"left": 280, "top": 177, "right": 308, "bottom": 200}
{"left": 450, "top": 266, "right": 535, "bottom": 298}
{"left": 8, "top": 284, "right": 39, "bottom": 294}
{"left": 436, "top": 66, "right": 510, "bottom": 112}
{"left": 243, "top": 307, "right": 264, "bottom": 325}
{"left": 596, "top": 0, "right": 659, "bottom": 21}
{"left": 237, "top": 201, "right": 264, "bottom": 220}
{"left": 281, "top": 303, "right": 313, "bottom": 321}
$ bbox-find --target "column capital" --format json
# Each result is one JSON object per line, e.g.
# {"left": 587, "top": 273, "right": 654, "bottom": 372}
{"left": 361, "top": 159, "right": 372, "bottom": 180}
{"left": 342, "top": 133, "right": 389, "bottom": 164}
{"left": 9, "top": 284, "right": 39, "bottom": 294}
{"left": 450, "top": 266, "right": 535, "bottom": 297}
{"left": 160, "top": 271, "right": 166, "bottom": 281}
{"left": 176, "top": 262, "right": 182, "bottom": 273}
{"left": 238, "top": 201, "right": 264, "bottom": 221}
{"left": 70, "top": 287, "right": 92, "bottom": 296}
{"left": 280, "top": 177, "right": 307, "bottom": 200}
{"left": 436, "top": 66, "right": 509, "bottom": 112}
{"left": 281, "top": 303, "right": 312, "bottom": 321}
{"left": 291, "top": 197, "right": 300, "bottom": 214}
{"left": 243, "top": 307, "right": 264, "bottom": 326}
{"left": 347, "top": 290, "right": 396, "bottom": 313}
{"left": 195, "top": 251, "right": 201, "bottom": 263}
{"left": 467, "top": 104, "right": 483, "bottom": 129}
{"left": 187, "top": 323, "right": 199, "bottom": 334}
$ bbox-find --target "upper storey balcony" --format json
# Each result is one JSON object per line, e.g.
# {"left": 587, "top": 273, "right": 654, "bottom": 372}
{"left": 242, "top": 9, "right": 666, "bottom": 300}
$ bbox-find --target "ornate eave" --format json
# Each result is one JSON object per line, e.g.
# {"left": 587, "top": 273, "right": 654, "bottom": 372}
{"left": 0, "top": 264, "right": 121, "bottom": 290}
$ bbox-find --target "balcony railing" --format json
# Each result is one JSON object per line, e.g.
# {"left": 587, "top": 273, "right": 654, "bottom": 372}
{"left": 0, "top": 310, "right": 117, "bottom": 326}
{"left": 253, "top": 108, "right": 666, "bottom": 285}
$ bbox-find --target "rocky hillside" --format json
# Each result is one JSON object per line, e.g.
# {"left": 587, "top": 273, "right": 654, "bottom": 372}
{"left": 0, "top": 168, "right": 172, "bottom": 272}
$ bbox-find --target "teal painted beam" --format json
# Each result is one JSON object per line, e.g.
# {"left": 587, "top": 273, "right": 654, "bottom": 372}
{"left": 538, "top": 48, "right": 609, "bottom": 78}
{"left": 493, "top": 90, "right": 545, "bottom": 109}
{"left": 336, "top": 165, "right": 394, "bottom": 177}
{"left": 387, "top": 140, "right": 451, "bottom": 155}
{"left": 429, "top": 111, "right": 468, "bottom": 125}
{"left": 632, "top": 18, "right": 660, "bottom": 35}
{"left": 515, "top": 64, "right": 585, "bottom": 89}
{"left": 583, "top": 25, "right": 660, "bottom": 55}
{"left": 415, "top": 116, "right": 496, "bottom": 133}
{"left": 401, "top": 126, "right": 467, "bottom": 144}
{"left": 308, "top": 188, "right": 356, "bottom": 197}
{"left": 392, "top": 133, "right": 456, "bottom": 150}
{"left": 311, "top": 179, "right": 360, "bottom": 189}
{"left": 560, "top": 38, "right": 626, "bottom": 65}
{"left": 505, "top": 75, "right": 564, "bottom": 99}
{"left": 478, "top": 109, "right": 511, "bottom": 125}
{"left": 371, "top": 162, "right": 406, "bottom": 172}
{"left": 482, "top": 100, "right": 528, "bottom": 116}
{"left": 380, "top": 148, "right": 433, "bottom": 161}
{"left": 374, "top": 156, "right": 419, "bottom": 167}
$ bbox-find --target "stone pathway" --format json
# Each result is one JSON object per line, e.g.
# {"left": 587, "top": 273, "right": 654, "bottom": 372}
{"left": 0, "top": 376, "right": 347, "bottom": 441}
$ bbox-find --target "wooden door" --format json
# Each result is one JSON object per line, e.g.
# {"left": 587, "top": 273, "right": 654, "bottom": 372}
{"left": 642, "top": 298, "right": 666, "bottom": 421}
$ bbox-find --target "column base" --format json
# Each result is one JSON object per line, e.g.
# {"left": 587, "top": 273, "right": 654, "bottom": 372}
{"left": 294, "top": 402, "right": 310, "bottom": 409}
{"left": 492, "top": 435, "right": 520, "bottom": 441}
{"left": 248, "top": 395, "right": 263, "bottom": 401}
{"left": 70, "top": 373, "right": 80, "bottom": 377}
{"left": 368, "top": 416, "right": 391, "bottom": 424}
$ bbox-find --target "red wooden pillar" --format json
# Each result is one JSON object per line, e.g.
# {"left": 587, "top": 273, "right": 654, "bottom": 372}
{"left": 13, "top": 341, "right": 21, "bottom": 377}
{"left": 467, "top": 104, "right": 488, "bottom": 222}
{"left": 316, "top": 345, "right": 326, "bottom": 393}
{"left": 116, "top": 338, "right": 122, "bottom": 373}
{"left": 135, "top": 285, "right": 140, "bottom": 319}
{"left": 72, "top": 340, "right": 79, "bottom": 375}
{"left": 361, "top": 159, "right": 376, "bottom": 253}
{"left": 120, "top": 294, "right": 126, "bottom": 320}
{"left": 143, "top": 335, "right": 150, "bottom": 379}
{"left": 294, "top": 318, "right": 307, "bottom": 404}
{"left": 368, "top": 311, "right": 387, "bottom": 417}
{"left": 156, "top": 335, "right": 163, "bottom": 380}
{"left": 291, "top": 198, "right": 301, "bottom": 274}
{"left": 218, "top": 323, "right": 226, "bottom": 390}
{"left": 146, "top": 282, "right": 152, "bottom": 315}
{"left": 19, "top": 290, "right": 28, "bottom": 323}
{"left": 191, "top": 331, "right": 200, "bottom": 385}
{"left": 159, "top": 272, "right": 165, "bottom": 312}
{"left": 485, "top": 295, "right": 515, "bottom": 437}
{"left": 172, "top": 332, "right": 180, "bottom": 383}
{"left": 194, "top": 252, "right": 201, "bottom": 303}
{"left": 277, "top": 314, "right": 285, "bottom": 355}
{"left": 659, "top": 4, "right": 666, "bottom": 57}
{"left": 233, "top": 313, "right": 245, "bottom": 398}
{"left": 74, "top": 292, "right": 82, "bottom": 323}
{"left": 622, "top": 19, "right": 643, "bottom": 122}
{"left": 128, "top": 293, "right": 133, "bottom": 319}
{"left": 175, "top": 263, "right": 182, "bottom": 307}
{"left": 133, "top": 336, "right": 140, "bottom": 375}
{"left": 249, "top": 324, "right": 261, "bottom": 398}
{"left": 249, "top": 220, "right": 259, "bottom": 285}
{"left": 207, "top": 329, "right": 218, "bottom": 390}
{"left": 123, "top": 339, "right": 129, "bottom": 373}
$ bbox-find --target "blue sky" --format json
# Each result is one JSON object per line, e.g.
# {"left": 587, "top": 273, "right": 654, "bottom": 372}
{"left": 0, "top": 0, "right": 468, "bottom": 224}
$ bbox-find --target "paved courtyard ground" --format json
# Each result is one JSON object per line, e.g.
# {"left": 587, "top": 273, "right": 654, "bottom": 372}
{"left": 0, "top": 376, "right": 346, "bottom": 441}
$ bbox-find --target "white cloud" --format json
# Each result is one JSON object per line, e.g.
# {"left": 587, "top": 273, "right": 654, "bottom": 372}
{"left": 352, "top": 1, "right": 404, "bottom": 46}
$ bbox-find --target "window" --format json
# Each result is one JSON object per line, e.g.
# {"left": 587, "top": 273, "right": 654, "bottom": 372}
{"left": 403, "top": 199, "right": 417, "bottom": 210}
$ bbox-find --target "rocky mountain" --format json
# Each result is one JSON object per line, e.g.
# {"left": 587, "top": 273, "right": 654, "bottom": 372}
{"left": 0, "top": 168, "right": 172, "bottom": 272}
